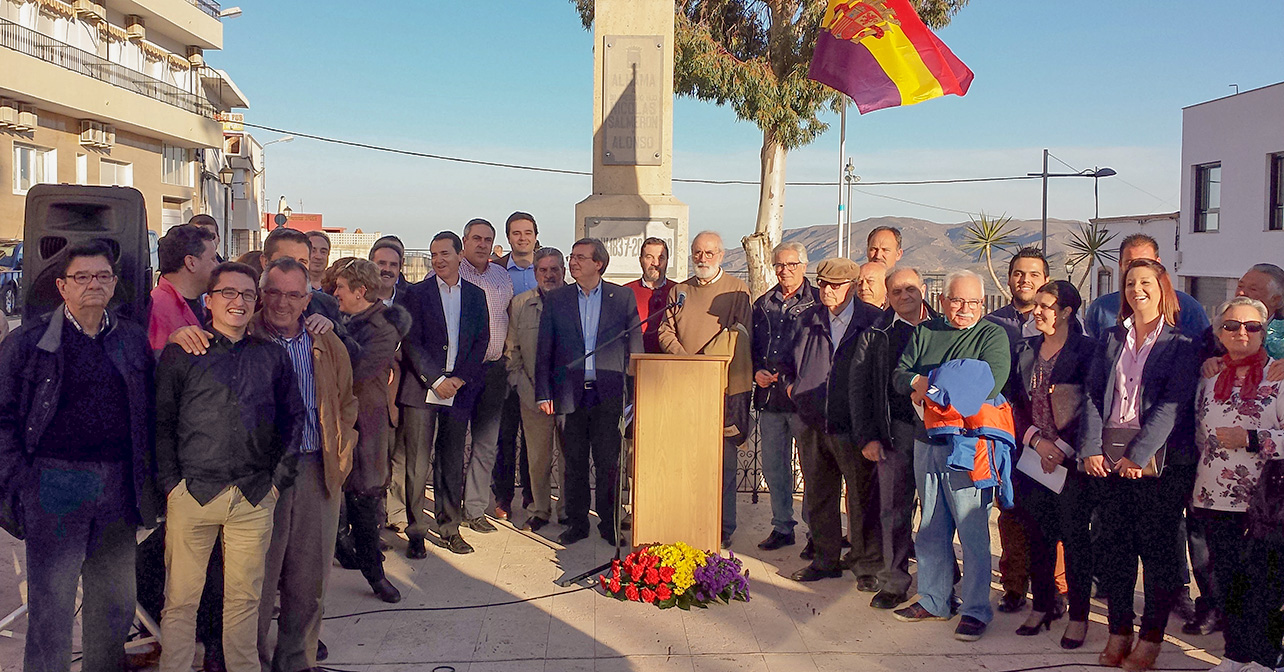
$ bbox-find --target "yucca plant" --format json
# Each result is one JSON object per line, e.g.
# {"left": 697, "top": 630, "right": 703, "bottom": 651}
{"left": 1066, "top": 223, "right": 1118, "bottom": 292}
{"left": 960, "top": 212, "right": 1019, "bottom": 299}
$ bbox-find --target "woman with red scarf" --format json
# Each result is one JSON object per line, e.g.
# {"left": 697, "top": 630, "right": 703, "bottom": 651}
{"left": 1196, "top": 296, "right": 1284, "bottom": 672}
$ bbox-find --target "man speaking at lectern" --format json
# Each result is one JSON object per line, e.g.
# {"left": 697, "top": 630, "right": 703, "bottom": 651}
{"left": 536, "top": 238, "right": 641, "bottom": 547}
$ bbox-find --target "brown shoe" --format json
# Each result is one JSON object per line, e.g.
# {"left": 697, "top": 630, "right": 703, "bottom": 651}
{"left": 1098, "top": 633, "right": 1134, "bottom": 668}
{"left": 1121, "top": 640, "right": 1161, "bottom": 672}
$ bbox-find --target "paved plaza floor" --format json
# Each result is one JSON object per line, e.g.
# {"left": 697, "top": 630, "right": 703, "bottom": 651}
{"left": 0, "top": 492, "right": 1225, "bottom": 671}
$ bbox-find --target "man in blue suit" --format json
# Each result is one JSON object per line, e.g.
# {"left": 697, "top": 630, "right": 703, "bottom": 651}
{"left": 399, "top": 231, "right": 490, "bottom": 556}
{"left": 536, "top": 238, "right": 642, "bottom": 546}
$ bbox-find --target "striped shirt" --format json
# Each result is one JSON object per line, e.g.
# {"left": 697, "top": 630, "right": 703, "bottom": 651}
{"left": 460, "top": 259, "right": 513, "bottom": 361}
{"left": 269, "top": 321, "right": 320, "bottom": 454}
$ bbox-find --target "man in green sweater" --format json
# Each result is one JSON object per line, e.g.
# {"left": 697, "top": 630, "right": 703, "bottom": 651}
{"left": 890, "top": 270, "right": 1010, "bottom": 642}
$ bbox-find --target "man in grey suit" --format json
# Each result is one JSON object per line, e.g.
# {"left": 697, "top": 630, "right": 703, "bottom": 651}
{"left": 536, "top": 238, "right": 642, "bottom": 546}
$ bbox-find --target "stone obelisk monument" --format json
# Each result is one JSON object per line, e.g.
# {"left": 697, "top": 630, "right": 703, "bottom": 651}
{"left": 576, "top": 0, "right": 689, "bottom": 284}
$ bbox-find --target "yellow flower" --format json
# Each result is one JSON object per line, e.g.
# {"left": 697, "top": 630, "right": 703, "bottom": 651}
{"left": 651, "top": 542, "right": 707, "bottom": 595}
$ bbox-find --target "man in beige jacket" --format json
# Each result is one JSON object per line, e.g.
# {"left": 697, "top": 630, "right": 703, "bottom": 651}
{"left": 505, "top": 247, "right": 567, "bottom": 531}
{"left": 657, "top": 231, "right": 753, "bottom": 549}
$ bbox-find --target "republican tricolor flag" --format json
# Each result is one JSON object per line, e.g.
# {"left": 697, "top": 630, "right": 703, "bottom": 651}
{"left": 808, "top": 0, "right": 974, "bottom": 114}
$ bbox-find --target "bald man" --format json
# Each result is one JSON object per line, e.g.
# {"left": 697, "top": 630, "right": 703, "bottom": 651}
{"left": 856, "top": 261, "right": 888, "bottom": 309}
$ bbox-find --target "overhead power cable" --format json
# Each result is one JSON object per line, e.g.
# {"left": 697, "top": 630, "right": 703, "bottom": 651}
{"left": 237, "top": 122, "right": 1044, "bottom": 188}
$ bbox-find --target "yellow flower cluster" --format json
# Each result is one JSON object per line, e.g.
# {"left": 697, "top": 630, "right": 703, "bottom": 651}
{"left": 651, "top": 542, "right": 707, "bottom": 595}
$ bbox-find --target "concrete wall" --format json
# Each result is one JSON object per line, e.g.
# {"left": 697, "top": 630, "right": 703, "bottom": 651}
{"left": 1179, "top": 83, "right": 1284, "bottom": 280}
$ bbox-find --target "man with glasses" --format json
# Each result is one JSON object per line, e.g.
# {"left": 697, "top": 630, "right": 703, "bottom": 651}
{"left": 657, "top": 231, "right": 752, "bottom": 549}
{"left": 892, "top": 270, "right": 1010, "bottom": 642}
{"left": 0, "top": 241, "right": 157, "bottom": 672}
{"left": 751, "top": 242, "right": 816, "bottom": 552}
{"left": 155, "top": 262, "right": 304, "bottom": 672}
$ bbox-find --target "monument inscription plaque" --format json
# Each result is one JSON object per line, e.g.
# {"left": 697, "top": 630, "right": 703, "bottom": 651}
{"left": 602, "top": 35, "right": 664, "bottom": 167}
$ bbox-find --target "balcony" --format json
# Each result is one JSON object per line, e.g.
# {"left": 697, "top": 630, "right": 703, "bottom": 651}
{"left": 190, "top": 0, "right": 221, "bottom": 19}
{"left": 0, "top": 17, "right": 214, "bottom": 118}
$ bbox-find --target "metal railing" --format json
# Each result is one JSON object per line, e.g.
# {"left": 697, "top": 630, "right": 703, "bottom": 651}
{"left": 0, "top": 18, "right": 216, "bottom": 118}
{"left": 191, "top": 0, "right": 222, "bottom": 19}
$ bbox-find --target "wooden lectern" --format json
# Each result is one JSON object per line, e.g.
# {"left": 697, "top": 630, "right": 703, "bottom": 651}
{"left": 629, "top": 354, "right": 730, "bottom": 552}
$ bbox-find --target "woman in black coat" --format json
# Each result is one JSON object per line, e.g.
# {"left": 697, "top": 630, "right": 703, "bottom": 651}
{"left": 328, "top": 258, "right": 410, "bottom": 604}
{"left": 1007, "top": 281, "right": 1098, "bottom": 647}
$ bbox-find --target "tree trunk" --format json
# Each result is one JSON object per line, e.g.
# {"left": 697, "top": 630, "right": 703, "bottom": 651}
{"left": 743, "top": 129, "right": 787, "bottom": 299}
{"left": 983, "top": 247, "right": 1010, "bottom": 299}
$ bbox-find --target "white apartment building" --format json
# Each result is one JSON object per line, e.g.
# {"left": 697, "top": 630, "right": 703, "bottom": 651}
{"left": 0, "top": 0, "right": 247, "bottom": 243}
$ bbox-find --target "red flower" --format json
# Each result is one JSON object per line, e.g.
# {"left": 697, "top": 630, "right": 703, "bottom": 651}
{"left": 609, "top": 577, "right": 621, "bottom": 593}
{"left": 599, "top": 575, "right": 609, "bottom": 590}
{"left": 611, "top": 565, "right": 621, "bottom": 580}
{"left": 644, "top": 568, "right": 660, "bottom": 585}
{"left": 630, "top": 565, "right": 644, "bottom": 582}
{"left": 641, "top": 587, "right": 656, "bottom": 603}
{"left": 625, "top": 585, "right": 640, "bottom": 601}
{"left": 656, "top": 584, "right": 672, "bottom": 601}
{"left": 658, "top": 566, "right": 675, "bottom": 582}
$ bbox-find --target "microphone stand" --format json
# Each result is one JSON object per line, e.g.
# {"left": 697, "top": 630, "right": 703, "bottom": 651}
{"left": 555, "top": 292, "right": 683, "bottom": 587}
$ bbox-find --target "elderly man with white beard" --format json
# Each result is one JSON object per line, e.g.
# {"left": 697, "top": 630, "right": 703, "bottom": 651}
{"left": 657, "top": 231, "right": 753, "bottom": 549}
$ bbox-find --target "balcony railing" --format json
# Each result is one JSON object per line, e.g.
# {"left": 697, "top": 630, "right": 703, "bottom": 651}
{"left": 0, "top": 18, "right": 216, "bottom": 118}
{"left": 191, "top": 0, "right": 221, "bottom": 19}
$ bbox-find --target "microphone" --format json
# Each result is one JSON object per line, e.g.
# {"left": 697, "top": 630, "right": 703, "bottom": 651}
{"left": 676, "top": 290, "right": 686, "bottom": 309}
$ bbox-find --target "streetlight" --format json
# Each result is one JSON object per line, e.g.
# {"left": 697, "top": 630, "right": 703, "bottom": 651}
{"left": 1028, "top": 148, "right": 1117, "bottom": 252}
{"left": 843, "top": 160, "right": 859, "bottom": 258}
{"left": 261, "top": 135, "right": 294, "bottom": 227}
{"left": 218, "top": 7, "right": 242, "bottom": 19}
{"left": 218, "top": 166, "right": 235, "bottom": 258}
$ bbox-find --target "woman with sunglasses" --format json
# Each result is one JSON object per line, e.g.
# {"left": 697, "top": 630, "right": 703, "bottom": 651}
{"left": 1080, "top": 259, "right": 1199, "bottom": 671}
{"left": 1198, "top": 297, "right": 1284, "bottom": 672}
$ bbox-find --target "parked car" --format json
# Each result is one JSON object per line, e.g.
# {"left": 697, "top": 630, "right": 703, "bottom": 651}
{"left": 0, "top": 239, "right": 22, "bottom": 317}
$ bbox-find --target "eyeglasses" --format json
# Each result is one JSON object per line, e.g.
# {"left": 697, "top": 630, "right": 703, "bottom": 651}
{"left": 945, "top": 297, "right": 984, "bottom": 309}
{"left": 568, "top": 254, "right": 595, "bottom": 262}
{"left": 62, "top": 271, "right": 116, "bottom": 285}
{"left": 692, "top": 250, "right": 721, "bottom": 259}
{"left": 773, "top": 261, "right": 803, "bottom": 271}
{"left": 1221, "top": 320, "right": 1265, "bottom": 333}
{"left": 212, "top": 287, "right": 258, "bottom": 303}
{"left": 262, "top": 288, "right": 310, "bottom": 302}
{"left": 817, "top": 280, "right": 851, "bottom": 289}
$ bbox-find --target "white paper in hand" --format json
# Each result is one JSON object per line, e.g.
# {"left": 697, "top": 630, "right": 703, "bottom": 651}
{"left": 1015, "top": 448, "right": 1067, "bottom": 494}
{"left": 426, "top": 386, "right": 455, "bottom": 407}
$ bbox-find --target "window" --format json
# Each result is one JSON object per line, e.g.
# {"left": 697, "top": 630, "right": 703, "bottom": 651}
{"left": 76, "top": 153, "right": 88, "bottom": 185}
{"left": 1194, "top": 163, "right": 1221, "bottom": 232}
{"left": 13, "top": 144, "right": 56, "bottom": 194}
{"left": 100, "top": 160, "right": 132, "bottom": 187}
{"left": 1271, "top": 153, "right": 1284, "bottom": 232}
{"left": 162, "top": 145, "right": 192, "bottom": 186}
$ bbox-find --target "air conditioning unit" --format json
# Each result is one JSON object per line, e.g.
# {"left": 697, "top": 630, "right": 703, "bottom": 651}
{"left": 0, "top": 99, "right": 16, "bottom": 129}
{"left": 187, "top": 46, "right": 204, "bottom": 67}
{"left": 80, "top": 120, "right": 100, "bottom": 146}
{"left": 102, "top": 125, "right": 116, "bottom": 148}
{"left": 14, "top": 104, "right": 37, "bottom": 132}
{"left": 125, "top": 16, "right": 145, "bottom": 42}
{"left": 73, "top": 0, "right": 106, "bottom": 23}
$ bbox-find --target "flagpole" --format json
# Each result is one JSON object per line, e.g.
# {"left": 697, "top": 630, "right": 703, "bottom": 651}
{"left": 838, "top": 96, "right": 847, "bottom": 258}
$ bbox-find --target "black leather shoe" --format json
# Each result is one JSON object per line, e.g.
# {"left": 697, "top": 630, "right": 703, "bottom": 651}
{"left": 1172, "top": 589, "right": 1197, "bottom": 621}
{"left": 559, "top": 528, "right": 589, "bottom": 546}
{"left": 523, "top": 516, "right": 549, "bottom": 532}
{"left": 721, "top": 535, "right": 732, "bottom": 549}
{"left": 406, "top": 537, "right": 428, "bottom": 559}
{"left": 997, "top": 590, "right": 1027, "bottom": 613}
{"left": 870, "top": 591, "right": 907, "bottom": 609}
{"left": 369, "top": 578, "right": 401, "bottom": 603}
{"left": 1181, "top": 607, "right": 1224, "bottom": 636}
{"left": 463, "top": 516, "right": 498, "bottom": 533}
{"left": 442, "top": 533, "right": 475, "bottom": 555}
{"left": 790, "top": 565, "right": 844, "bottom": 582}
{"left": 316, "top": 639, "right": 328, "bottom": 661}
{"left": 855, "top": 576, "right": 880, "bottom": 593}
{"left": 757, "top": 531, "right": 796, "bottom": 551}
{"left": 954, "top": 615, "right": 987, "bottom": 641}
{"left": 799, "top": 539, "right": 815, "bottom": 560}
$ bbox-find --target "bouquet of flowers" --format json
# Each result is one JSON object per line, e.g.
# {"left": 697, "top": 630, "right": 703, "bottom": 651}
{"left": 598, "top": 542, "right": 750, "bottom": 609}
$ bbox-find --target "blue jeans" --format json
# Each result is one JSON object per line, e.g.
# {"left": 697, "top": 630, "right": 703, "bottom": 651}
{"left": 757, "top": 411, "right": 803, "bottom": 535}
{"left": 914, "top": 440, "right": 994, "bottom": 624}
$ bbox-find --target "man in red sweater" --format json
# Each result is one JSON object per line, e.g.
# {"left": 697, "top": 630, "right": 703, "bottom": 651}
{"left": 624, "top": 237, "right": 671, "bottom": 353}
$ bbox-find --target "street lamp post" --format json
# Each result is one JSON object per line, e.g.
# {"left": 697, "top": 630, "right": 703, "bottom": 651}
{"left": 218, "top": 166, "right": 235, "bottom": 258}
{"left": 1029, "top": 150, "right": 1117, "bottom": 252}
{"left": 843, "top": 159, "right": 857, "bottom": 258}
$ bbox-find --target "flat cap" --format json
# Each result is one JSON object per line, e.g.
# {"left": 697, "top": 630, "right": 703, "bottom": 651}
{"left": 815, "top": 258, "right": 859, "bottom": 284}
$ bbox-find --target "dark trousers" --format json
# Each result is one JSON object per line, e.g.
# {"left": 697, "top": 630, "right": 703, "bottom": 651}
{"left": 492, "top": 389, "right": 532, "bottom": 510}
{"left": 22, "top": 458, "right": 138, "bottom": 672}
{"left": 1188, "top": 507, "right": 1245, "bottom": 615}
{"left": 400, "top": 405, "right": 440, "bottom": 541}
{"left": 433, "top": 410, "right": 470, "bottom": 537}
{"left": 997, "top": 506, "right": 1029, "bottom": 596}
{"left": 1224, "top": 537, "right": 1284, "bottom": 666}
{"left": 875, "top": 419, "right": 917, "bottom": 596}
{"left": 799, "top": 426, "right": 880, "bottom": 574}
{"left": 558, "top": 388, "right": 622, "bottom": 537}
{"left": 342, "top": 491, "right": 385, "bottom": 584}
{"left": 1017, "top": 469, "right": 1093, "bottom": 617}
{"left": 1096, "top": 464, "right": 1195, "bottom": 642}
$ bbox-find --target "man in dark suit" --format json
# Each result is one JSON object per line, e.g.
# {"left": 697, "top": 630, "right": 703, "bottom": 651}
{"left": 399, "top": 231, "right": 490, "bottom": 556}
{"left": 785, "top": 258, "right": 884, "bottom": 583}
{"left": 536, "top": 238, "right": 642, "bottom": 546}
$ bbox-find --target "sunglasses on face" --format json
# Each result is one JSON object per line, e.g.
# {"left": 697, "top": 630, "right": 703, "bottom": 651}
{"left": 1221, "top": 320, "right": 1265, "bottom": 333}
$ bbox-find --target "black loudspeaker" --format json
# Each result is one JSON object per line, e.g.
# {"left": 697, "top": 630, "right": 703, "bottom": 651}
{"left": 22, "top": 185, "right": 153, "bottom": 324}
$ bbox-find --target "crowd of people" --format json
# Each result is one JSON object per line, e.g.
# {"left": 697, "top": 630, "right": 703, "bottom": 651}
{"left": 0, "top": 211, "right": 1283, "bottom": 672}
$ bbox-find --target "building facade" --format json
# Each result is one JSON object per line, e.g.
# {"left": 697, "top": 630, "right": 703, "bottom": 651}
{"left": 0, "top": 0, "right": 245, "bottom": 243}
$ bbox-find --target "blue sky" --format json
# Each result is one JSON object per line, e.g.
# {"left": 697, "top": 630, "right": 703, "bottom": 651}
{"left": 213, "top": 1, "right": 1284, "bottom": 253}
